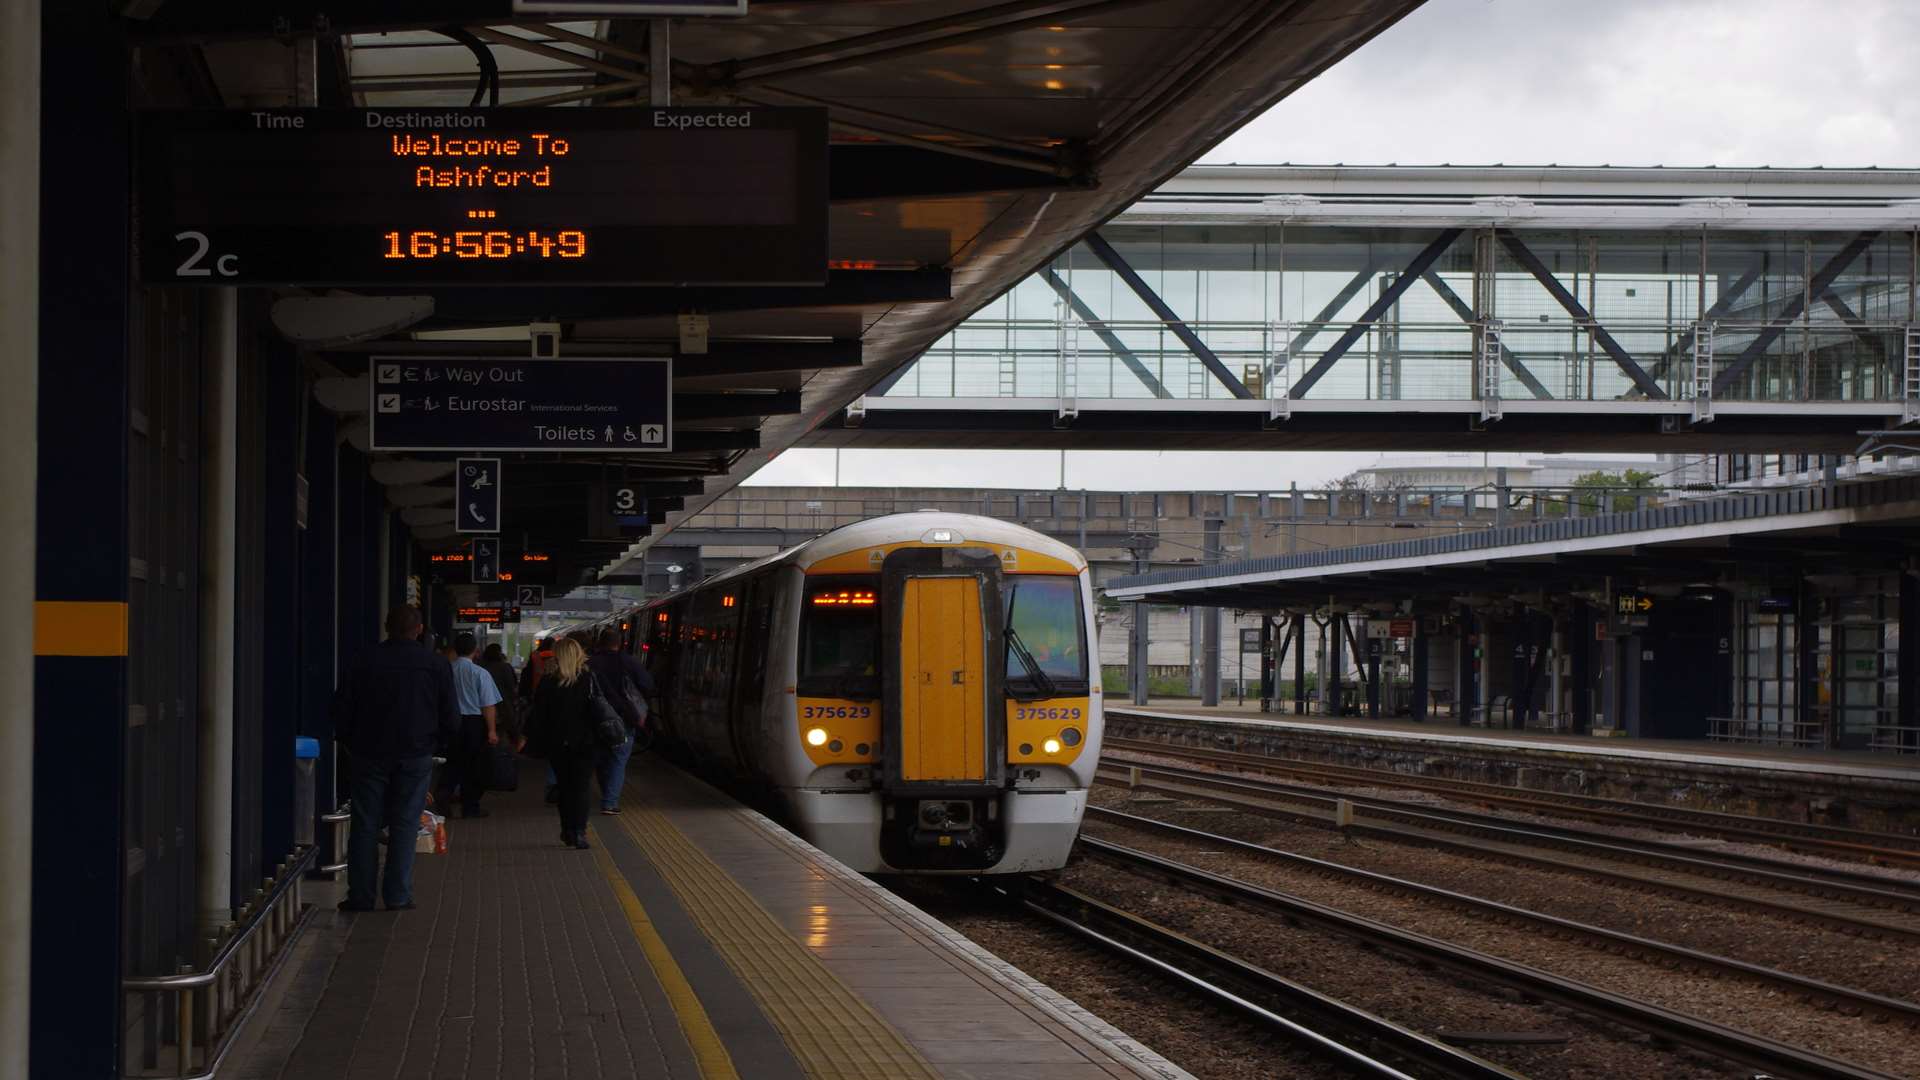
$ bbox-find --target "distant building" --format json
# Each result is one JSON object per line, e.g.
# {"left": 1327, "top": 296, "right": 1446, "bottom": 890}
{"left": 1353, "top": 452, "right": 1666, "bottom": 491}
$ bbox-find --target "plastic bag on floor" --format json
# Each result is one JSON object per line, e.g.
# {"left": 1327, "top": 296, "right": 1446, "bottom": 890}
{"left": 415, "top": 810, "right": 448, "bottom": 855}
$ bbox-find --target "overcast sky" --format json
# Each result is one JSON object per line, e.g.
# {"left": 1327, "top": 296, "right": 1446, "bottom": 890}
{"left": 752, "top": 0, "right": 1916, "bottom": 491}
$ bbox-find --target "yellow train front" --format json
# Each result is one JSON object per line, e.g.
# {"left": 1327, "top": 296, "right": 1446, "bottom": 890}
{"left": 625, "top": 512, "right": 1100, "bottom": 874}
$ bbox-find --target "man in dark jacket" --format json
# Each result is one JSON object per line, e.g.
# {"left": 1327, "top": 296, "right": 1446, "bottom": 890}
{"left": 331, "top": 605, "right": 459, "bottom": 912}
{"left": 587, "top": 629, "right": 655, "bottom": 815}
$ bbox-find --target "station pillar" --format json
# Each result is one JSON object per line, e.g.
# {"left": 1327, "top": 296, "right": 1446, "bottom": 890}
{"left": 1291, "top": 613, "right": 1307, "bottom": 716}
{"left": 1129, "top": 601, "right": 1149, "bottom": 705}
{"left": 1410, "top": 623, "right": 1429, "bottom": 722}
{"left": 31, "top": 3, "right": 131, "bottom": 1075}
{"left": 1902, "top": 573, "right": 1918, "bottom": 748}
{"left": 1326, "top": 614, "right": 1344, "bottom": 716}
{"left": 1457, "top": 606, "right": 1478, "bottom": 725}
{"left": 1257, "top": 617, "right": 1274, "bottom": 711}
{"left": 1569, "top": 599, "right": 1593, "bottom": 734}
{"left": 0, "top": 0, "right": 40, "bottom": 1072}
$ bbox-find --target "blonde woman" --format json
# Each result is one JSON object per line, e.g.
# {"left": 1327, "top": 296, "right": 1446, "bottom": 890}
{"left": 527, "top": 637, "right": 604, "bottom": 848}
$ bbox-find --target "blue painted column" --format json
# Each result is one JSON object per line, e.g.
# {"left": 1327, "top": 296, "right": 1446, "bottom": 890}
{"left": 32, "top": 3, "right": 129, "bottom": 1075}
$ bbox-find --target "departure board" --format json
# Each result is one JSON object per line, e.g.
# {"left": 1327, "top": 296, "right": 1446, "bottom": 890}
{"left": 136, "top": 107, "right": 827, "bottom": 286}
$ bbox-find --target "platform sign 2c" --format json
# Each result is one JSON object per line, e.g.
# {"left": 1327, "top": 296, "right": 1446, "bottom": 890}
{"left": 471, "top": 538, "right": 500, "bottom": 584}
{"left": 456, "top": 457, "right": 502, "bottom": 533}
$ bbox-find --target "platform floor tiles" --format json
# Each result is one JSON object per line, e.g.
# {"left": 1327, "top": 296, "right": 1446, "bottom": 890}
{"left": 225, "top": 757, "right": 1186, "bottom": 1080}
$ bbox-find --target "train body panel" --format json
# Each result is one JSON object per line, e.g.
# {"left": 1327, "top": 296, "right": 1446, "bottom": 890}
{"left": 615, "top": 513, "right": 1099, "bottom": 874}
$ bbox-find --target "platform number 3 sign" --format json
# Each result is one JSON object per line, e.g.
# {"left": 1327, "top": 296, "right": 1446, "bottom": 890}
{"left": 610, "top": 485, "right": 648, "bottom": 528}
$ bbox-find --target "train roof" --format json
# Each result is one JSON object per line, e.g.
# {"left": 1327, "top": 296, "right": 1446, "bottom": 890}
{"left": 628, "top": 512, "right": 1087, "bottom": 612}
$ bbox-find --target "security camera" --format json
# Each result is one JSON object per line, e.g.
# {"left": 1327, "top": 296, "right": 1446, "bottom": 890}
{"left": 530, "top": 322, "right": 561, "bottom": 359}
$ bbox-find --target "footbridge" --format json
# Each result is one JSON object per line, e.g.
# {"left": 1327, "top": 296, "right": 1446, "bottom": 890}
{"left": 805, "top": 166, "right": 1920, "bottom": 453}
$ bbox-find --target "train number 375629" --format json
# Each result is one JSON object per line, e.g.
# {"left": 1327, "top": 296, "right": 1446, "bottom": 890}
{"left": 1014, "top": 706, "right": 1083, "bottom": 721}
{"left": 801, "top": 704, "right": 873, "bottom": 719}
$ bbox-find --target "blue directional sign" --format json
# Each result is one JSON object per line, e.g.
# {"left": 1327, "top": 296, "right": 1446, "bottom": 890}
{"left": 370, "top": 357, "right": 671, "bottom": 452}
{"left": 464, "top": 534, "right": 495, "bottom": 580}
{"left": 471, "top": 537, "right": 500, "bottom": 584}
{"left": 456, "top": 457, "right": 502, "bottom": 533}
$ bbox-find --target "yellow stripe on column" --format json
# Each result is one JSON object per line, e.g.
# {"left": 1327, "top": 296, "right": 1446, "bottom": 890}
{"left": 33, "top": 601, "right": 128, "bottom": 657}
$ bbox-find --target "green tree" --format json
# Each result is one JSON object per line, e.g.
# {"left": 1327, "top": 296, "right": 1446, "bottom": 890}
{"left": 1571, "top": 468, "right": 1658, "bottom": 513}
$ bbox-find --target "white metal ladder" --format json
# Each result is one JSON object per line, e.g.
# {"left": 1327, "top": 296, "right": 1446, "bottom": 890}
{"left": 1269, "top": 322, "right": 1292, "bottom": 422}
{"left": 1056, "top": 313, "right": 1080, "bottom": 423}
{"left": 1692, "top": 321, "right": 1716, "bottom": 423}
{"left": 1479, "top": 318, "right": 1503, "bottom": 421}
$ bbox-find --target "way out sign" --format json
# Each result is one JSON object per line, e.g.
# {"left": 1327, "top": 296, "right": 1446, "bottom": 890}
{"left": 370, "top": 357, "right": 670, "bottom": 452}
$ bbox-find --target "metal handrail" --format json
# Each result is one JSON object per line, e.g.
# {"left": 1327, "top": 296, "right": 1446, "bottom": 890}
{"left": 122, "top": 843, "right": 318, "bottom": 1078}
{"left": 319, "top": 803, "right": 351, "bottom": 875}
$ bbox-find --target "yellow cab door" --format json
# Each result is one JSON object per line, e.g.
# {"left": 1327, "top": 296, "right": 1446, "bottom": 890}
{"left": 897, "top": 576, "right": 987, "bottom": 782}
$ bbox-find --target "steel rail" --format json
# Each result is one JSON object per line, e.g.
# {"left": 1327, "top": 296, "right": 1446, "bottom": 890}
{"left": 1104, "top": 735, "right": 1920, "bottom": 869}
{"left": 1086, "top": 805, "right": 1920, "bottom": 1026}
{"left": 1093, "top": 765, "right": 1920, "bottom": 945}
{"left": 1012, "top": 880, "right": 1521, "bottom": 1080}
{"left": 1100, "top": 755, "right": 1920, "bottom": 912}
{"left": 1079, "top": 837, "right": 1901, "bottom": 1080}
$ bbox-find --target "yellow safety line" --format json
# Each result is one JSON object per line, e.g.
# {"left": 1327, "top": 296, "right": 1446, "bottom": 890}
{"left": 619, "top": 802, "right": 940, "bottom": 1080}
{"left": 590, "top": 834, "right": 740, "bottom": 1080}
{"left": 33, "top": 600, "right": 128, "bottom": 656}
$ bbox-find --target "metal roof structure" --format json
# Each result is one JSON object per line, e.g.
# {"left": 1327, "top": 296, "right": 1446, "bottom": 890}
{"left": 134, "top": 1, "right": 1427, "bottom": 589}
{"left": 1104, "top": 474, "right": 1920, "bottom": 611}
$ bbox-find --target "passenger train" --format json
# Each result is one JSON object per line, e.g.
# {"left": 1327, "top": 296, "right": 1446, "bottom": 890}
{"left": 589, "top": 512, "right": 1101, "bottom": 874}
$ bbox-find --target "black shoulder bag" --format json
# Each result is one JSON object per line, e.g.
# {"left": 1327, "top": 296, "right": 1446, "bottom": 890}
{"left": 585, "top": 674, "right": 628, "bottom": 750}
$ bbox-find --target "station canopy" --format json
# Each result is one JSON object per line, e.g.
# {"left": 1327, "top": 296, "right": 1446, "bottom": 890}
{"left": 134, "top": 0, "right": 1423, "bottom": 590}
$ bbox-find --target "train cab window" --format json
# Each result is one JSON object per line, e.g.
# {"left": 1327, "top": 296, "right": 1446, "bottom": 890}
{"left": 800, "top": 577, "right": 880, "bottom": 699}
{"left": 1003, "top": 576, "right": 1087, "bottom": 698}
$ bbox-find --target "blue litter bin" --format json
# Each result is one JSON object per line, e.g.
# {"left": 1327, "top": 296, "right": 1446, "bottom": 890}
{"left": 294, "top": 737, "right": 320, "bottom": 846}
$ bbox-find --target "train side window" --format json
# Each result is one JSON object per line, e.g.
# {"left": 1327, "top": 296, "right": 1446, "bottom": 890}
{"left": 799, "top": 576, "right": 880, "bottom": 699}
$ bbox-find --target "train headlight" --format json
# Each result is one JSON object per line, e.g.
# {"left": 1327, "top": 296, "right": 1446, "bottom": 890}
{"left": 1043, "top": 738, "right": 1061, "bottom": 755}
{"left": 1060, "top": 727, "right": 1082, "bottom": 747}
{"left": 806, "top": 727, "right": 829, "bottom": 747}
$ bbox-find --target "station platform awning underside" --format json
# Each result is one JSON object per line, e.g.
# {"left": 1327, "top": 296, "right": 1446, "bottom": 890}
{"left": 136, "top": 0, "right": 1427, "bottom": 588}
{"left": 1103, "top": 475, "right": 1920, "bottom": 610}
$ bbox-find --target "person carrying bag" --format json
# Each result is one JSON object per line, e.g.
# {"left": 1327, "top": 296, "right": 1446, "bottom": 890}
{"left": 586, "top": 629, "right": 656, "bottom": 815}
{"left": 526, "top": 638, "right": 620, "bottom": 850}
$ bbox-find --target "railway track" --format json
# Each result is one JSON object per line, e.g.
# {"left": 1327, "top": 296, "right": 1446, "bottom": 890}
{"left": 1103, "top": 734, "right": 1920, "bottom": 870}
{"left": 1094, "top": 759, "right": 1920, "bottom": 944}
{"left": 1010, "top": 879, "right": 1526, "bottom": 1080}
{"left": 1085, "top": 804, "right": 1920, "bottom": 1027}
{"left": 1072, "top": 835, "right": 1902, "bottom": 1080}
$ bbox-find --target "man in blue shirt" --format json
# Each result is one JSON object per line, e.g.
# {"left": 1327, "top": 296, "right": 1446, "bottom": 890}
{"left": 445, "top": 630, "right": 504, "bottom": 819}
{"left": 332, "top": 605, "right": 459, "bottom": 912}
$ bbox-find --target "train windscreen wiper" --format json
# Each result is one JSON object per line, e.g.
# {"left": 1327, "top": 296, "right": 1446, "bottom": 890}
{"left": 1003, "top": 590, "right": 1058, "bottom": 699}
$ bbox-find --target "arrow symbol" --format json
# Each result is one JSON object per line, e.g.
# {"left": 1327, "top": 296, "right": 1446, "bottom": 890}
{"left": 376, "top": 364, "right": 400, "bottom": 384}
{"left": 1637, "top": 597, "right": 1653, "bottom": 611}
{"left": 376, "top": 393, "right": 401, "bottom": 413}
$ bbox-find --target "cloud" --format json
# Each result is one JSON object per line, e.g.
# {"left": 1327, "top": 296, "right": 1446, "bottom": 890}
{"left": 1205, "top": 0, "right": 1920, "bottom": 167}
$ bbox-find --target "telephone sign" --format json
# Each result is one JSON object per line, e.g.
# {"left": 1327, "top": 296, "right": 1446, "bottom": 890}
{"left": 455, "top": 457, "right": 502, "bottom": 533}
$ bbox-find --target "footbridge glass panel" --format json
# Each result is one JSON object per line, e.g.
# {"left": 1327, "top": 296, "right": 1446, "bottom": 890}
{"left": 878, "top": 186, "right": 1919, "bottom": 410}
